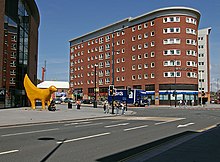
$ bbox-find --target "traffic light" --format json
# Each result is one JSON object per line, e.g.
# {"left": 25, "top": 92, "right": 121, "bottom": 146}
{"left": 109, "top": 85, "right": 114, "bottom": 96}
{"left": 127, "top": 87, "right": 132, "bottom": 95}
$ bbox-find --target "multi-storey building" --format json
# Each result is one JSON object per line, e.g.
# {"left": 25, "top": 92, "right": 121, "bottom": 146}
{"left": 69, "top": 7, "right": 201, "bottom": 105}
{"left": 198, "top": 28, "right": 211, "bottom": 104}
{"left": 0, "top": 0, "right": 40, "bottom": 108}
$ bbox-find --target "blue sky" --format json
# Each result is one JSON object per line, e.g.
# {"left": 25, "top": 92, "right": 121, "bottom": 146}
{"left": 35, "top": 0, "right": 220, "bottom": 91}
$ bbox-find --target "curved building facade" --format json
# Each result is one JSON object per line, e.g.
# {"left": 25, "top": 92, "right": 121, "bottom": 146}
{"left": 69, "top": 7, "right": 201, "bottom": 105}
{"left": 0, "top": 0, "right": 40, "bottom": 108}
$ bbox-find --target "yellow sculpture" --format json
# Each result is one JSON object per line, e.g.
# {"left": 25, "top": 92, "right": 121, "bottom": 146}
{"left": 24, "top": 74, "right": 57, "bottom": 110}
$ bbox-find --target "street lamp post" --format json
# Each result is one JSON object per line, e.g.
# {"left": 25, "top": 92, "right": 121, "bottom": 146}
{"left": 94, "top": 64, "right": 98, "bottom": 108}
{"left": 174, "top": 61, "right": 177, "bottom": 107}
{"left": 111, "top": 30, "right": 115, "bottom": 114}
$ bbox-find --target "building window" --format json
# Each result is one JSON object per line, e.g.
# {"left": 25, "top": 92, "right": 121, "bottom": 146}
{"left": 144, "top": 53, "right": 148, "bottom": 58}
{"left": 163, "top": 27, "right": 180, "bottom": 34}
{"left": 186, "top": 17, "right": 197, "bottom": 25}
{"left": 132, "top": 46, "right": 136, "bottom": 51}
{"left": 164, "top": 49, "right": 181, "bottom": 55}
{"left": 105, "top": 61, "right": 110, "bottom": 67}
{"left": 132, "top": 26, "right": 136, "bottom": 32}
{"left": 132, "top": 55, "right": 136, "bottom": 60}
{"left": 105, "top": 52, "right": 110, "bottom": 59}
{"left": 122, "top": 58, "right": 125, "bottom": 62}
{"left": 163, "top": 16, "right": 180, "bottom": 23}
{"left": 138, "top": 54, "right": 142, "bottom": 60}
{"left": 186, "top": 50, "right": 197, "bottom": 56}
{"left": 151, "top": 62, "right": 155, "bottom": 68}
{"left": 122, "top": 67, "right": 125, "bottom": 72}
{"left": 151, "top": 52, "right": 155, "bottom": 57}
{"left": 186, "top": 39, "right": 196, "bottom": 46}
{"left": 144, "top": 22, "right": 148, "bottom": 28}
{"left": 164, "top": 72, "right": 181, "bottom": 78}
{"left": 151, "top": 41, "right": 155, "bottom": 47}
{"left": 132, "top": 65, "right": 136, "bottom": 70}
{"left": 138, "top": 25, "right": 142, "bottom": 30}
{"left": 144, "top": 33, "right": 148, "bottom": 38}
{"left": 105, "top": 44, "right": 110, "bottom": 50}
{"left": 138, "top": 75, "right": 142, "bottom": 80}
{"left": 151, "top": 20, "right": 155, "bottom": 26}
{"left": 186, "top": 28, "right": 196, "bottom": 35}
{"left": 144, "top": 64, "right": 148, "bottom": 68}
{"left": 105, "top": 78, "right": 110, "bottom": 84}
{"left": 187, "top": 72, "right": 197, "bottom": 78}
{"left": 144, "top": 74, "right": 148, "bottom": 79}
{"left": 144, "top": 43, "right": 148, "bottom": 48}
{"left": 132, "top": 75, "right": 136, "bottom": 80}
{"left": 138, "top": 34, "right": 142, "bottom": 40}
{"left": 116, "top": 77, "right": 120, "bottom": 81}
{"left": 105, "top": 69, "right": 110, "bottom": 76}
{"left": 138, "top": 64, "right": 142, "bottom": 69}
{"left": 122, "top": 77, "right": 125, "bottom": 81}
{"left": 151, "top": 73, "right": 155, "bottom": 78}
{"left": 138, "top": 44, "right": 142, "bottom": 49}
{"left": 116, "top": 68, "right": 120, "bottom": 72}
{"left": 122, "top": 39, "right": 125, "bottom": 44}
{"left": 163, "top": 38, "right": 180, "bottom": 44}
{"left": 99, "top": 37, "right": 104, "bottom": 44}
{"left": 186, "top": 61, "right": 197, "bottom": 67}
{"left": 132, "top": 36, "right": 136, "bottom": 41}
{"left": 151, "top": 31, "right": 155, "bottom": 36}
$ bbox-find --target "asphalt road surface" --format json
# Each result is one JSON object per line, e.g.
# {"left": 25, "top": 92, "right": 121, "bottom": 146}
{"left": 0, "top": 106, "right": 220, "bottom": 162}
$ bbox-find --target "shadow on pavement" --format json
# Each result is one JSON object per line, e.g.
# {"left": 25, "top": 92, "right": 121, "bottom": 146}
{"left": 96, "top": 131, "right": 197, "bottom": 162}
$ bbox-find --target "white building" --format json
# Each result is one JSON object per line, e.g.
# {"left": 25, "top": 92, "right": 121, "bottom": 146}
{"left": 198, "top": 27, "right": 211, "bottom": 103}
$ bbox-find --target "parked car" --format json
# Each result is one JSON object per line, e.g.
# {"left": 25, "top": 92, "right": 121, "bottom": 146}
{"left": 81, "top": 99, "right": 93, "bottom": 104}
{"left": 53, "top": 98, "right": 62, "bottom": 104}
{"left": 64, "top": 98, "right": 74, "bottom": 103}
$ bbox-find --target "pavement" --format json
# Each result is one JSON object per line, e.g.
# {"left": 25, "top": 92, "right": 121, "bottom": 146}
{"left": 0, "top": 104, "right": 134, "bottom": 127}
{"left": 1, "top": 104, "right": 220, "bottom": 161}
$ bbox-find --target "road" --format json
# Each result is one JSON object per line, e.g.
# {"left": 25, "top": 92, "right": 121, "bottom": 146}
{"left": 0, "top": 106, "right": 220, "bottom": 161}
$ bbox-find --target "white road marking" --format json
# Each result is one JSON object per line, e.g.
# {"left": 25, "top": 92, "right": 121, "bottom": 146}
{"left": 57, "top": 132, "right": 111, "bottom": 144}
{"left": 75, "top": 123, "right": 103, "bottom": 128}
{"left": 0, "top": 150, "right": 19, "bottom": 155}
{"left": 155, "top": 118, "right": 185, "bottom": 125}
{"left": 124, "top": 125, "right": 148, "bottom": 131}
{"left": 105, "top": 123, "right": 130, "bottom": 128}
{"left": 1, "top": 128, "right": 59, "bottom": 137}
{"left": 64, "top": 121, "right": 92, "bottom": 126}
{"left": 177, "top": 123, "right": 195, "bottom": 128}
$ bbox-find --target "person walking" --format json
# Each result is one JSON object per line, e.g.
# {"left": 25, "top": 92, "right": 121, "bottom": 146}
{"left": 76, "top": 99, "right": 81, "bottom": 109}
{"left": 106, "top": 101, "right": 109, "bottom": 114}
{"left": 121, "top": 102, "right": 126, "bottom": 115}
{"left": 179, "top": 100, "right": 182, "bottom": 107}
{"left": 116, "top": 101, "right": 120, "bottom": 115}
{"left": 103, "top": 101, "right": 107, "bottom": 113}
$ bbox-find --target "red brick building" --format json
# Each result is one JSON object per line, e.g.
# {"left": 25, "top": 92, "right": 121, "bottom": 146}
{"left": 0, "top": 0, "right": 40, "bottom": 108}
{"left": 69, "top": 7, "right": 201, "bottom": 105}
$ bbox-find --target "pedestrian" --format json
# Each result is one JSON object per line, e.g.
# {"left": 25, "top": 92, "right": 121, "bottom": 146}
{"left": 179, "top": 100, "right": 182, "bottom": 107}
{"left": 191, "top": 99, "right": 194, "bottom": 106}
{"left": 48, "top": 100, "right": 56, "bottom": 111}
{"left": 121, "top": 102, "right": 126, "bottom": 115}
{"left": 105, "top": 101, "right": 109, "bottom": 114}
{"left": 103, "top": 102, "right": 107, "bottom": 113}
{"left": 147, "top": 98, "right": 151, "bottom": 106}
{"left": 76, "top": 99, "right": 81, "bottom": 109}
{"left": 116, "top": 101, "right": 120, "bottom": 115}
{"left": 184, "top": 100, "right": 187, "bottom": 108}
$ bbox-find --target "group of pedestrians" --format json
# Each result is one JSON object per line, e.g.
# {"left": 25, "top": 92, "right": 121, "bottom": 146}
{"left": 103, "top": 100, "right": 126, "bottom": 115}
{"left": 178, "top": 99, "right": 195, "bottom": 108}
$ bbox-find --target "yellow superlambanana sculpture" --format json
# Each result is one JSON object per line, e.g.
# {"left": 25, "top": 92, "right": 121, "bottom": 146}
{"left": 24, "top": 74, "right": 57, "bottom": 110}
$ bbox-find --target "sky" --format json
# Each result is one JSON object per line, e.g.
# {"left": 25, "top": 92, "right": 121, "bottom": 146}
{"left": 35, "top": 0, "right": 220, "bottom": 91}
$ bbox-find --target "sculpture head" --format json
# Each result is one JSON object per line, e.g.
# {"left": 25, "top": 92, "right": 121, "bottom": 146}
{"left": 49, "top": 85, "right": 57, "bottom": 93}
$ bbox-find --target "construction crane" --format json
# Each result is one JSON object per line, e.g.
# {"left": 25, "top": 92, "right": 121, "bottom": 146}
{"left": 41, "top": 60, "right": 46, "bottom": 82}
